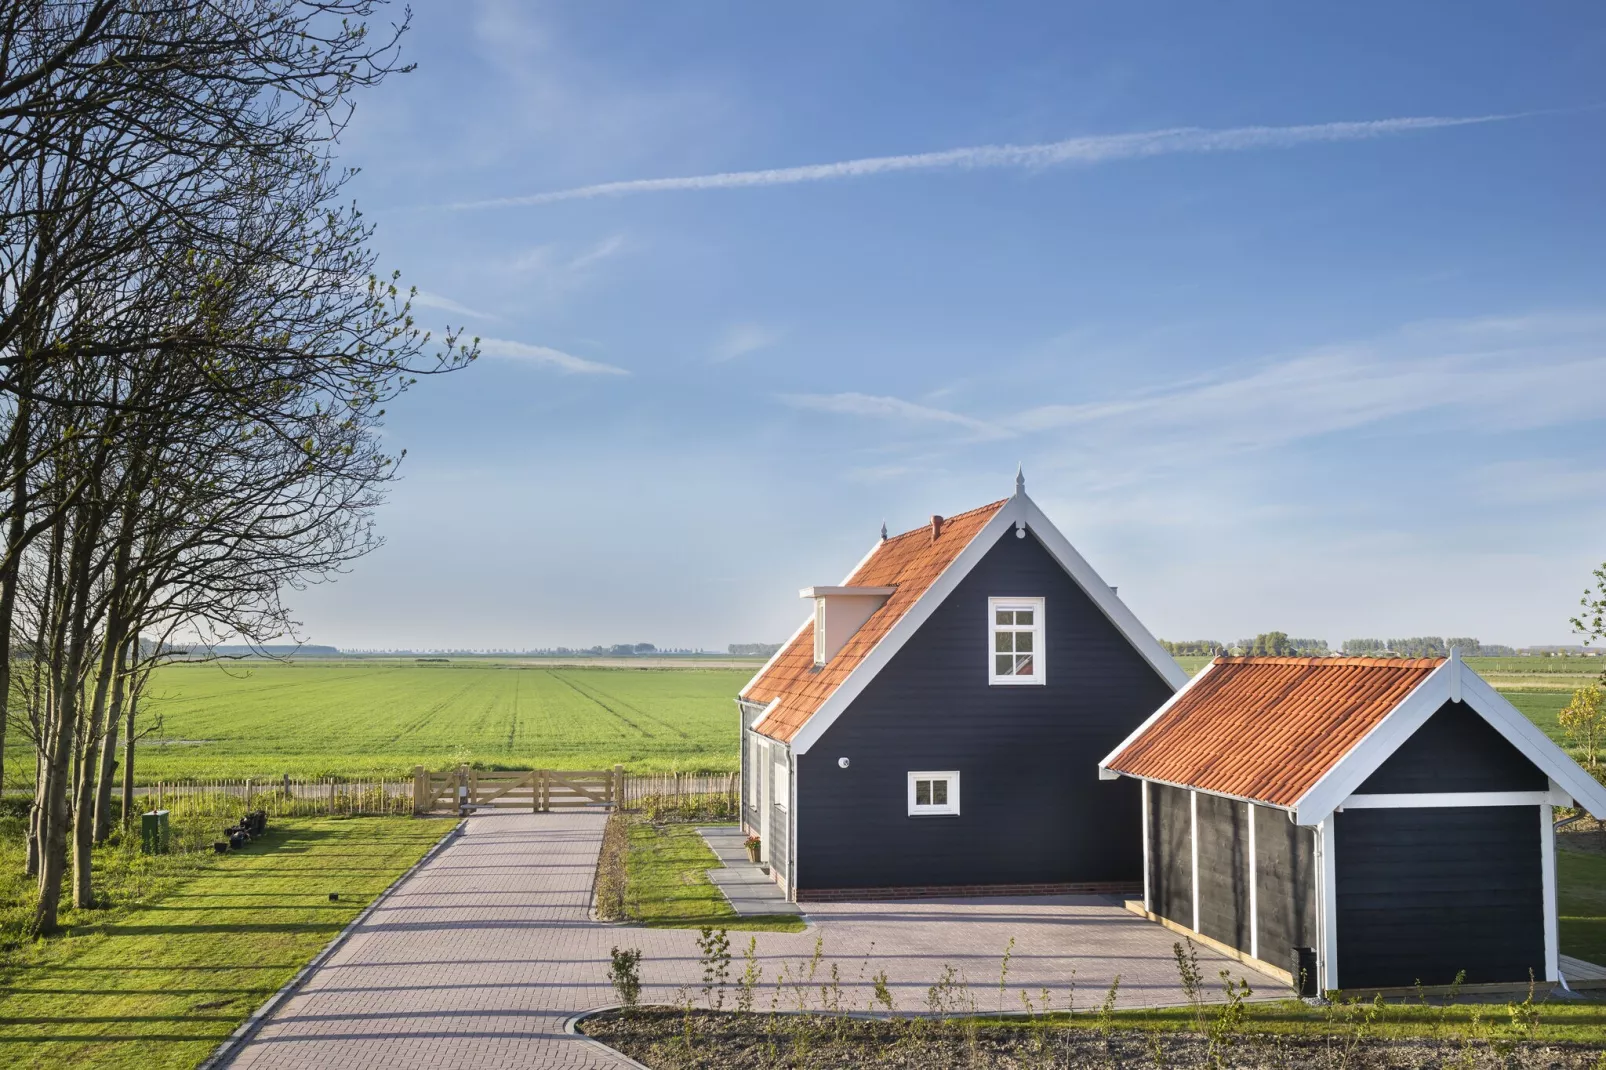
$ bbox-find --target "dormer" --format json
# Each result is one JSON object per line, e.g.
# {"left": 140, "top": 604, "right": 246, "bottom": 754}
{"left": 801, "top": 585, "right": 896, "bottom": 666}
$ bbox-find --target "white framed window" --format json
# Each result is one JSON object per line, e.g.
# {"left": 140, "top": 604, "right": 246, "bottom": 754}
{"left": 812, "top": 598, "right": 826, "bottom": 666}
{"left": 989, "top": 596, "right": 1045, "bottom": 685}
{"left": 907, "top": 771, "right": 960, "bottom": 816}
{"left": 747, "top": 735, "right": 761, "bottom": 808}
{"left": 774, "top": 752, "right": 789, "bottom": 811}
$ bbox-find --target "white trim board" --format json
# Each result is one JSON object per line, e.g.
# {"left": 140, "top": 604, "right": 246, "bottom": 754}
{"left": 1294, "top": 654, "right": 1606, "bottom": 825}
{"left": 1342, "top": 791, "right": 1550, "bottom": 809}
{"left": 788, "top": 491, "right": 1188, "bottom": 753}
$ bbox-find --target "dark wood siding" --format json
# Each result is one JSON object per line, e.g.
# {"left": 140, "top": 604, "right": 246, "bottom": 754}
{"left": 1196, "top": 792, "right": 1250, "bottom": 950}
{"left": 1334, "top": 805, "right": 1543, "bottom": 988}
{"left": 1252, "top": 803, "right": 1318, "bottom": 968}
{"left": 768, "top": 743, "right": 791, "bottom": 886}
{"left": 1357, "top": 701, "right": 1547, "bottom": 794}
{"left": 1149, "top": 783, "right": 1193, "bottom": 926}
{"left": 796, "top": 528, "right": 1174, "bottom": 890}
{"left": 740, "top": 701, "right": 766, "bottom": 832}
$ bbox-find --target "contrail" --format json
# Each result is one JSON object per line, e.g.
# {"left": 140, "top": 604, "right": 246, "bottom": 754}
{"left": 449, "top": 114, "right": 1518, "bottom": 210}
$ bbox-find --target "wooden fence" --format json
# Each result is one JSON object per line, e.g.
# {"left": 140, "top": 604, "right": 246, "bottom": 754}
{"left": 103, "top": 768, "right": 740, "bottom": 818}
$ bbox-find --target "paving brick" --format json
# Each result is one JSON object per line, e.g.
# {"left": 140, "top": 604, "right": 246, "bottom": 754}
{"left": 223, "top": 811, "right": 1282, "bottom": 1069}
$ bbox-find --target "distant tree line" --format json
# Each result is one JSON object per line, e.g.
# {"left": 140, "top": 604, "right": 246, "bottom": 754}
{"left": 729, "top": 643, "right": 782, "bottom": 657}
{"left": 1162, "top": 633, "right": 1329, "bottom": 657}
{"left": 1341, "top": 637, "right": 1516, "bottom": 657}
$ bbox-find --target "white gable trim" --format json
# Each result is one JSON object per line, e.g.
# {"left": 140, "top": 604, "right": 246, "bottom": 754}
{"left": 1293, "top": 656, "right": 1606, "bottom": 824}
{"left": 1098, "top": 658, "right": 1219, "bottom": 779}
{"left": 788, "top": 492, "right": 1187, "bottom": 753}
{"left": 1020, "top": 496, "right": 1190, "bottom": 692}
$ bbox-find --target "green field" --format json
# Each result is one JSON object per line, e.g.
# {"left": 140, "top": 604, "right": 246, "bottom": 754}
{"left": 36, "top": 653, "right": 1597, "bottom": 787}
{"left": 121, "top": 660, "right": 754, "bottom": 782}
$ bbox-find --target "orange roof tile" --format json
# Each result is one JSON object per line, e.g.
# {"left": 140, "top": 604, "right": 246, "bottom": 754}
{"left": 743, "top": 499, "right": 1008, "bottom": 743}
{"left": 1103, "top": 656, "right": 1443, "bottom": 807}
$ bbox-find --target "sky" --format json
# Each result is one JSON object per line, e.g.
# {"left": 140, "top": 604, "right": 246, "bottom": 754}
{"left": 287, "top": 1, "right": 1606, "bottom": 652}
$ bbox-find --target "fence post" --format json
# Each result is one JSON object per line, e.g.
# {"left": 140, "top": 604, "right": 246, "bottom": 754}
{"left": 611, "top": 765, "right": 623, "bottom": 811}
{"left": 468, "top": 765, "right": 479, "bottom": 807}
{"left": 414, "top": 766, "right": 427, "bottom": 815}
{"left": 328, "top": 778, "right": 336, "bottom": 815}
{"left": 282, "top": 772, "right": 291, "bottom": 800}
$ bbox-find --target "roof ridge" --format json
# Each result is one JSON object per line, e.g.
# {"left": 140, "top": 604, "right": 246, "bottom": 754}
{"left": 1214, "top": 655, "right": 1445, "bottom": 668}
{"left": 883, "top": 497, "right": 1010, "bottom": 543}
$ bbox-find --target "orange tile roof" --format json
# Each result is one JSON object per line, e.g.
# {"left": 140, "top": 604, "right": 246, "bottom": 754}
{"left": 1103, "top": 656, "right": 1443, "bottom": 807}
{"left": 743, "top": 498, "right": 1008, "bottom": 743}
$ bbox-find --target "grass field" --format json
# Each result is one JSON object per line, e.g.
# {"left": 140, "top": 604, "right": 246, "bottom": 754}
{"left": 0, "top": 814, "right": 443, "bottom": 1069}
{"left": 624, "top": 820, "right": 804, "bottom": 933}
{"left": 72, "top": 653, "right": 1602, "bottom": 786}
{"left": 124, "top": 660, "right": 754, "bottom": 782}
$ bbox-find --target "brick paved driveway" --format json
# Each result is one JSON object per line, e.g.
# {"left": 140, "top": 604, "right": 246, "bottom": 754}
{"left": 223, "top": 811, "right": 1281, "bottom": 1069}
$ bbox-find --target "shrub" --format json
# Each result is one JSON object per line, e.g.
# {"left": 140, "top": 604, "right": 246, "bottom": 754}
{"left": 609, "top": 945, "right": 643, "bottom": 1010}
{"left": 594, "top": 812, "right": 629, "bottom": 920}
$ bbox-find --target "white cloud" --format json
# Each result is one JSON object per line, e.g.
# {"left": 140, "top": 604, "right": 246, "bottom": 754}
{"left": 475, "top": 335, "right": 630, "bottom": 375}
{"left": 712, "top": 323, "right": 784, "bottom": 363}
{"left": 413, "top": 290, "right": 497, "bottom": 320}
{"left": 450, "top": 113, "right": 1519, "bottom": 210}
{"left": 780, "top": 391, "right": 1013, "bottom": 440}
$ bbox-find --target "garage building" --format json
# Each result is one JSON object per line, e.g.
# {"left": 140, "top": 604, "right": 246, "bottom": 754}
{"left": 1098, "top": 651, "right": 1606, "bottom": 992}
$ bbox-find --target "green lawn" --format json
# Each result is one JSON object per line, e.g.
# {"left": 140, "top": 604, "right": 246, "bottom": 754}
{"left": 0, "top": 816, "right": 445, "bottom": 1069}
{"left": 99, "top": 660, "right": 753, "bottom": 784}
{"left": 1561, "top": 849, "right": 1606, "bottom": 967}
{"left": 625, "top": 820, "right": 804, "bottom": 932}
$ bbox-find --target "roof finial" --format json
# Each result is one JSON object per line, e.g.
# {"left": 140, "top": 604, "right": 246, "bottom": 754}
{"left": 879, "top": 520, "right": 888, "bottom": 541}
{"left": 1015, "top": 464, "right": 1025, "bottom": 496}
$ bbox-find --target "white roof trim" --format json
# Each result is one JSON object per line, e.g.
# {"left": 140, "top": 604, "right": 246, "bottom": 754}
{"left": 787, "top": 492, "right": 1187, "bottom": 754}
{"left": 799, "top": 586, "right": 897, "bottom": 598}
{"left": 748, "top": 696, "right": 783, "bottom": 740}
{"left": 1292, "top": 658, "right": 1606, "bottom": 824}
{"left": 1098, "top": 658, "right": 1219, "bottom": 779}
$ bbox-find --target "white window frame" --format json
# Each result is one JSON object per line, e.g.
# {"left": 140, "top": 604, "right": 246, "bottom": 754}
{"left": 907, "top": 770, "right": 960, "bottom": 816}
{"left": 989, "top": 596, "right": 1045, "bottom": 686}
{"left": 773, "top": 751, "right": 789, "bottom": 812}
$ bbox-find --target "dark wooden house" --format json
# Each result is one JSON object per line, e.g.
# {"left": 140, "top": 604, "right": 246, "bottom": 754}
{"left": 738, "top": 474, "right": 1188, "bottom": 900}
{"left": 1099, "top": 652, "right": 1606, "bottom": 992}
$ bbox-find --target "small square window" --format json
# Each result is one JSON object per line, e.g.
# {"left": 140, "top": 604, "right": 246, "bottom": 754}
{"left": 908, "top": 771, "right": 960, "bottom": 816}
{"left": 989, "top": 596, "right": 1045, "bottom": 685}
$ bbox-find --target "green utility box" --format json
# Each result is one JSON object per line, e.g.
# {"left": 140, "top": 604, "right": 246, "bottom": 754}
{"left": 141, "top": 809, "right": 171, "bottom": 854}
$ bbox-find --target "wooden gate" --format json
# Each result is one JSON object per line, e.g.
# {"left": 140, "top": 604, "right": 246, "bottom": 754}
{"left": 414, "top": 765, "right": 623, "bottom": 813}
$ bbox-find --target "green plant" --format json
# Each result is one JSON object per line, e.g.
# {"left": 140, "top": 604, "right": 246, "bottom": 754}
{"left": 608, "top": 945, "right": 643, "bottom": 1010}
{"left": 1097, "top": 974, "right": 1122, "bottom": 1036}
{"left": 1507, "top": 968, "right": 1543, "bottom": 1039}
{"left": 997, "top": 935, "right": 1015, "bottom": 1013}
{"left": 1207, "top": 969, "right": 1252, "bottom": 1068}
{"left": 736, "top": 936, "right": 761, "bottom": 1014}
{"left": 696, "top": 926, "right": 731, "bottom": 1010}
{"left": 872, "top": 969, "right": 895, "bottom": 1013}
{"left": 1172, "top": 939, "right": 1205, "bottom": 1032}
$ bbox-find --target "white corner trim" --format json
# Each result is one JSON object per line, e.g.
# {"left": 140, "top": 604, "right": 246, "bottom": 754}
{"left": 1190, "top": 790, "right": 1200, "bottom": 933}
{"left": 1341, "top": 791, "right": 1549, "bottom": 809}
{"left": 1141, "top": 780, "right": 1152, "bottom": 912}
{"left": 787, "top": 499, "right": 1022, "bottom": 753}
{"left": 1319, "top": 819, "right": 1338, "bottom": 992}
{"left": 1541, "top": 804, "right": 1559, "bottom": 983}
{"left": 1020, "top": 496, "right": 1191, "bottom": 690}
{"left": 1247, "top": 801, "right": 1258, "bottom": 962}
{"left": 1099, "top": 658, "right": 1220, "bottom": 777}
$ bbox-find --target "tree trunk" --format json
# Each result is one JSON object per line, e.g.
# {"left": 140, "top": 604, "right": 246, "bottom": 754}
{"left": 92, "top": 638, "right": 128, "bottom": 842}
{"left": 0, "top": 386, "right": 34, "bottom": 792}
{"left": 74, "top": 616, "right": 122, "bottom": 907}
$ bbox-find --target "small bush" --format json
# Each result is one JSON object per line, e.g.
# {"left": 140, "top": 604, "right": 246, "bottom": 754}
{"left": 595, "top": 811, "right": 630, "bottom": 920}
{"left": 639, "top": 792, "right": 736, "bottom": 823}
{"left": 609, "top": 945, "right": 643, "bottom": 1010}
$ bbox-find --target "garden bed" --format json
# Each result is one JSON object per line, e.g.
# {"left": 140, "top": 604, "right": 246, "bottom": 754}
{"left": 581, "top": 1005, "right": 1606, "bottom": 1068}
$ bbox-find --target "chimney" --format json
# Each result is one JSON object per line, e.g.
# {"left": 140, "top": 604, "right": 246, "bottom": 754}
{"left": 930, "top": 514, "right": 944, "bottom": 541}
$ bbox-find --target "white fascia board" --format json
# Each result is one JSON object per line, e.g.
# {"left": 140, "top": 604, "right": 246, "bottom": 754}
{"left": 1020, "top": 495, "right": 1191, "bottom": 691}
{"left": 788, "top": 498, "right": 1021, "bottom": 754}
{"left": 799, "top": 586, "right": 896, "bottom": 598}
{"left": 1457, "top": 667, "right": 1606, "bottom": 819}
{"left": 1098, "top": 658, "right": 1220, "bottom": 779}
{"left": 1292, "top": 664, "right": 1450, "bottom": 825}
{"left": 748, "top": 697, "right": 784, "bottom": 741}
{"left": 1342, "top": 791, "right": 1549, "bottom": 809}
{"left": 1294, "top": 657, "right": 1606, "bottom": 824}
{"left": 1109, "top": 771, "right": 1293, "bottom": 813}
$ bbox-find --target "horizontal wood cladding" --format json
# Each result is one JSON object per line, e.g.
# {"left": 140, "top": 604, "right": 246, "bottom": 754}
{"left": 1335, "top": 805, "right": 1543, "bottom": 988}
{"left": 1149, "top": 783, "right": 1193, "bottom": 927}
{"left": 1357, "top": 700, "right": 1546, "bottom": 794}
{"left": 1195, "top": 791, "right": 1250, "bottom": 951}
{"left": 1253, "top": 803, "right": 1318, "bottom": 966}
{"left": 796, "top": 529, "right": 1173, "bottom": 891}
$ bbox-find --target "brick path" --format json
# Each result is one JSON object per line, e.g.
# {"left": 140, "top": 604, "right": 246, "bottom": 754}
{"left": 223, "top": 811, "right": 1281, "bottom": 1069}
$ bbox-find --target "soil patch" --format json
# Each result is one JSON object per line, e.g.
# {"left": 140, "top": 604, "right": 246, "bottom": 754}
{"left": 581, "top": 1008, "right": 1605, "bottom": 1069}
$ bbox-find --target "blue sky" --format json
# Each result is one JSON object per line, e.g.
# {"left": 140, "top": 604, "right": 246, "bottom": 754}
{"left": 291, "top": 1, "right": 1606, "bottom": 651}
